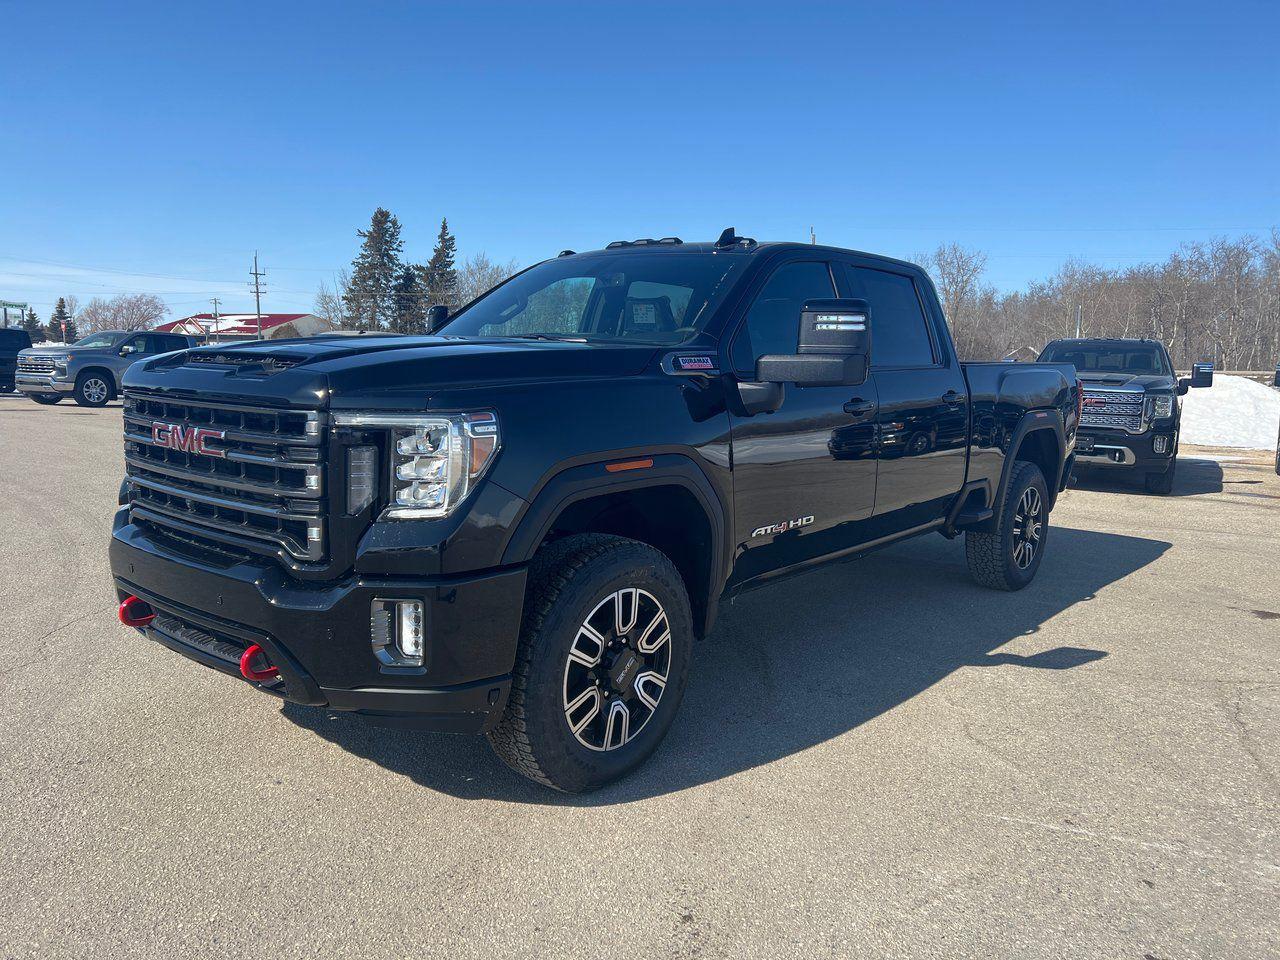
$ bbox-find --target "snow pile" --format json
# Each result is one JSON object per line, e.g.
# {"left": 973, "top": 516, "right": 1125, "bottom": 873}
{"left": 1180, "top": 375, "right": 1280, "bottom": 449}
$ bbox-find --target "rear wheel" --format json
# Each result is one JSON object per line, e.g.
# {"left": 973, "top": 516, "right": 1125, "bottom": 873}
{"left": 965, "top": 461, "right": 1049, "bottom": 591}
{"left": 74, "top": 373, "right": 112, "bottom": 407}
{"left": 30, "top": 393, "right": 61, "bottom": 405}
{"left": 487, "top": 534, "right": 693, "bottom": 792}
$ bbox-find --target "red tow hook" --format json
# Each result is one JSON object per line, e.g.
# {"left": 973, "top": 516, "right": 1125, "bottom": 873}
{"left": 239, "top": 644, "right": 279, "bottom": 682}
{"left": 118, "top": 595, "right": 155, "bottom": 628}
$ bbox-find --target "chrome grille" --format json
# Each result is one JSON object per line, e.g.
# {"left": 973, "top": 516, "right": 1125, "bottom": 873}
{"left": 122, "top": 390, "right": 327, "bottom": 566}
{"left": 1080, "top": 388, "right": 1144, "bottom": 433}
{"left": 17, "top": 356, "right": 56, "bottom": 374}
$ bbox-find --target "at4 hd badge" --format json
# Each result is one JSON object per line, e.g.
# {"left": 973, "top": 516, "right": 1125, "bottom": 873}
{"left": 751, "top": 515, "right": 815, "bottom": 538}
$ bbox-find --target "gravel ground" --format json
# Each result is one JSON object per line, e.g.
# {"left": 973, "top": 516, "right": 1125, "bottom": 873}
{"left": 1, "top": 393, "right": 1276, "bottom": 959}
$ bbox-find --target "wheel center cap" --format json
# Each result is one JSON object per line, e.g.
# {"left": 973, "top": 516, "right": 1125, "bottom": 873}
{"left": 608, "top": 647, "right": 642, "bottom": 692}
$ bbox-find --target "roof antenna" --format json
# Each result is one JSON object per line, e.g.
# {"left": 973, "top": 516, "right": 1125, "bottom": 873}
{"left": 715, "top": 227, "right": 737, "bottom": 247}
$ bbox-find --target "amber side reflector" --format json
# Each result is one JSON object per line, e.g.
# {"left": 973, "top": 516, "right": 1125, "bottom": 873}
{"left": 605, "top": 458, "right": 654, "bottom": 473}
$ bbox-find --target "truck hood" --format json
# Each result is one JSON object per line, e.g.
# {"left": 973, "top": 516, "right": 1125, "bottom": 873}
{"left": 123, "top": 334, "right": 663, "bottom": 409}
{"left": 1075, "top": 372, "right": 1175, "bottom": 391}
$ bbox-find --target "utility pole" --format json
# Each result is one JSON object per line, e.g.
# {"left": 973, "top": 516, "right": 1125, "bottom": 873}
{"left": 209, "top": 297, "right": 221, "bottom": 345}
{"left": 249, "top": 252, "right": 266, "bottom": 340}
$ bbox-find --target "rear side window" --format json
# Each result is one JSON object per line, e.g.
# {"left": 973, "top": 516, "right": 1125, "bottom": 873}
{"left": 730, "top": 261, "right": 835, "bottom": 373}
{"left": 843, "top": 266, "right": 935, "bottom": 367}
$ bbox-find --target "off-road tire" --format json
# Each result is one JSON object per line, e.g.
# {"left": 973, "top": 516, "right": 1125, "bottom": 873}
{"left": 487, "top": 534, "right": 693, "bottom": 792}
{"left": 965, "top": 460, "right": 1049, "bottom": 591}
{"left": 73, "top": 372, "right": 112, "bottom": 407}
{"left": 30, "top": 393, "right": 61, "bottom": 405}
{"left": 1145, "top": 459, "right": 1176, "bottom": 495}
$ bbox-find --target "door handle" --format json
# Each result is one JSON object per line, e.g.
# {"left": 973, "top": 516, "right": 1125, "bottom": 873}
{"left": 843, "top": 399, "right": 876, "bottom": 416}
{"left": 942, "top": 390, "right": 963, "bottom": 406}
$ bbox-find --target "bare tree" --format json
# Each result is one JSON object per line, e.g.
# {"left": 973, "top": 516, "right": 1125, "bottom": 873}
{"left": 75, "top": 294, "right": 168, "bottom": 333}
{"left": 455, "top": 253, "right": 519, "bottom": 309}
{"left": 112, "top": 294, "right": 169, "bottom": 330}
{"left": 76, "top": 298, "right": 115, "bottom": 334}
{"left": 912, "top": 232, "right": 1280, "bottom": 368}
{"left": 313, "top": 269, "right": 352, "bottom": 329}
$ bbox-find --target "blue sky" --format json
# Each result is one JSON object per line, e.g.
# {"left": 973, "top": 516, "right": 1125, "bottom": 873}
{"left": 1, "top": 0, "right": 1276, "bottom": 322}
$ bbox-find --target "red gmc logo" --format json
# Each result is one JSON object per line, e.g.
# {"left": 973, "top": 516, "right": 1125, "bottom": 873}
{"left": 150, "top": 421, "right": 226, "bottom": 459}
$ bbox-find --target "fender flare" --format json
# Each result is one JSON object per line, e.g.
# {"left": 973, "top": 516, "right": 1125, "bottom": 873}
{"left": 500, "top": 452, "right": 730, "bottom": 636}
{"left": 993, "top": 409, "right": 1066, "bottom": 513}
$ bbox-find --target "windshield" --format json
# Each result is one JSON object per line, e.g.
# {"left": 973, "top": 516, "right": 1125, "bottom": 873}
{"left": 1039, "top": 342, "right": 1171, "bottom": 376}
{"left": 441, "top": 253, "right": 747, "bottom": 345}
{"left": 73, "top": 332, "right": 126, "bottom": 348}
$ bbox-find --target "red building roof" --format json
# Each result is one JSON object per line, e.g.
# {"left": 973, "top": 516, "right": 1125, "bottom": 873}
{"left": 157, "top": 313, "right": 313, "bottom": 336}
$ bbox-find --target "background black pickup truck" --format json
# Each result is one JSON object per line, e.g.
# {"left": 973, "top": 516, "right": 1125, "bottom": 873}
{"left": 0, "top": 327, "right": 33, "bottom": 393}
{"left": 1038, "top": 337, "right": 1212, "bottom": 494}
{"left": 110, "top": 230, "right": 1080, "bottom": 791}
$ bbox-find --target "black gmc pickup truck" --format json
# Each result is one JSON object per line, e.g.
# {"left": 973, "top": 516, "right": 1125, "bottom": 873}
{"left": 1038, "top": 338, "right": 1212, "bottom": 494}
{"left": 110, "top": 231, "right": 1080, "bottom": 791}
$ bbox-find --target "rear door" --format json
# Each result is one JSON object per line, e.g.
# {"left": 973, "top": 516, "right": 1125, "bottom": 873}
{"left": 725, "top": 257, "right": 879, "bottom": 586}
{"left": 838, "top": 263, "right": 968, "bottom": 531}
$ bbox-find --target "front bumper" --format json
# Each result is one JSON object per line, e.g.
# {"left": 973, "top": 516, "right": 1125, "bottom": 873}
{"left": 1074, "top": 426, "right": 1176, "bottom": 471}
{"left": 110, "top": 512, "right": 527, "bottom": 734}
{"left": 15, "top": 374, "right": 73, "bottom": 394}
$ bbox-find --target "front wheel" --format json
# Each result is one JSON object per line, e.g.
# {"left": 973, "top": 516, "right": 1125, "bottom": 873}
{"left": 487, "top": 534, "right": 693, "bottom": 792}
{"left": 965, "top": 461, "right": 1049, "bottom": 591}
{"left": 74, "top": 373, "right": 112, "bottom": 407}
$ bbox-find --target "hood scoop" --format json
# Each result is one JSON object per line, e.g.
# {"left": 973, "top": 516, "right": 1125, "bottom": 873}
{"left": 183, "top": 351, "right": 305, "bottom": 375}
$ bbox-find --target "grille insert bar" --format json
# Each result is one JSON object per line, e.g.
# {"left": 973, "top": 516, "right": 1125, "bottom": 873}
{"left": 1080, "top": 388, "right": 1145, "bottom": 433}
{"left": 17, "top": 356, "right": 56, "bottom": 374}
{"left": 123, "top": 390, "right": 327, "bottom": 565}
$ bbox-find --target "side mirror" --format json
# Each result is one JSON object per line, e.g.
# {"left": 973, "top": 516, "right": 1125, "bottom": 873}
{"left": 1190, "top": 362, "right": 1213, "bottom": 388}
{"left": 425, "top": 304, "right": 450, "bottom": 334}
{"left": 119, "top": 344, "right": 136, "bottom": 356}
{"left": 1176, "top": 380, "right": 1190, "bottom": 396}
{"left": 756, "top": 298, "right": 871, "bottom": 387}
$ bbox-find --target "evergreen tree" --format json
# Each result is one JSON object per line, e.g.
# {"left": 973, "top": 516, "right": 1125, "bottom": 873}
{"left": 423, "top": 217, "right": 459, "bottom": 309}
{"left": 47, "top": 297, "right": 70, "bottom": 343}
{"left": 342, "top": 208, "right": 404, "bottom": 330}
{"left": 23, "top": 307, "right": 45, "bottom": 343}
{"left": 63, "top": 316, "right": 78, "bottom": 343}
{"left": 391, "top": 266, "right": 427, "bottom": 334}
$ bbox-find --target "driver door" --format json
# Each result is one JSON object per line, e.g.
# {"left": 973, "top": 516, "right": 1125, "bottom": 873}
{"left": 726, "top": 259, "right": 879, "bottom": 587}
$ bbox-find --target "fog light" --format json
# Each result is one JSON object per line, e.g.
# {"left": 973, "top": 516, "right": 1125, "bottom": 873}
{"left": 1153, "top": 435, "right": 1169, "bottom": 454}
{"left": 397, "top": 601, "right": 425, "bottom": 660}
{"left": 370, "top": 598, "right": 425, "bottom": 667}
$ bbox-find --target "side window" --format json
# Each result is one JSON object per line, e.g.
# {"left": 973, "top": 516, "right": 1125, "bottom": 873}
{"left": 730, "top": 261, "right": 835, "bottom": 373}
{"left": 844, "top": 266, "right": 936, "bottom": 367}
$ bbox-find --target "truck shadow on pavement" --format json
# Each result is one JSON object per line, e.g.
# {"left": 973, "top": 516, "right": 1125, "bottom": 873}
{"left": 1072, "top": 456, "right": 1224, "bottom": 497}
{"left": 282, "top": 525, "right": 1168, "bottom": 804}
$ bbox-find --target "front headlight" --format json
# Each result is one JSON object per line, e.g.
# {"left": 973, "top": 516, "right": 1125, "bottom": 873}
{"left": 335, "top": 411, "right": 500, "bottom": 519}
{"left": 1149, "top": 395, "right": 1174, "bottom": 419}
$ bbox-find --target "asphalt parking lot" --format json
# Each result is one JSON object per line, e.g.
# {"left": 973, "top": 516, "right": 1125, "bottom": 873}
{"left": 1, "top": 393, "right": 1276, "bottom": 960}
